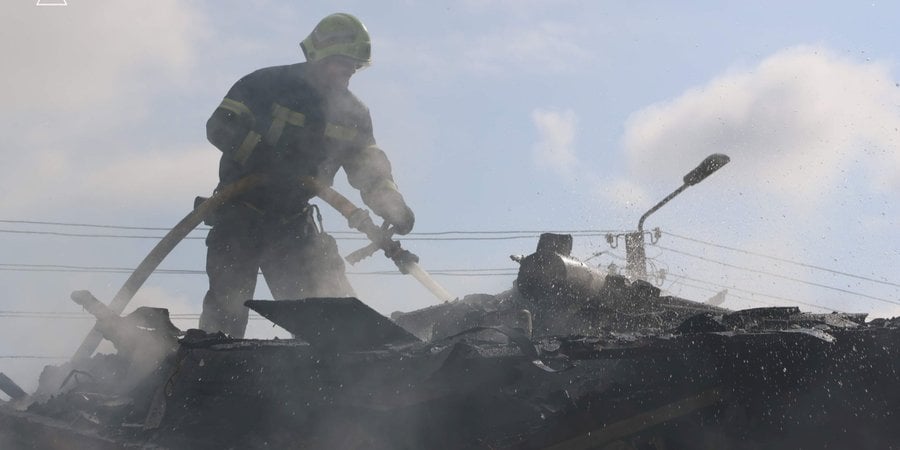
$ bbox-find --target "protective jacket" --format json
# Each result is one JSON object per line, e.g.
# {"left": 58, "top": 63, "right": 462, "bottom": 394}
{"left": 207, "top": 62, "right": 405, "bottom": 221}
{"left": 200, "top": 62, "right": 413, "bottom": 338}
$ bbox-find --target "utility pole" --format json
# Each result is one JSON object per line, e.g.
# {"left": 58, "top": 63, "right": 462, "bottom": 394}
{"left": 624, "top": 231, "right": 648, "bottom": 280}
{"left": 609, "top": 153, "right": 731, "bottom": 281}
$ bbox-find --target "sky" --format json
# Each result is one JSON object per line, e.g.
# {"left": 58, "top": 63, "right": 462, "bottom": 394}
{"left": 0, "top": 0, "right": 898, "bottom": 393}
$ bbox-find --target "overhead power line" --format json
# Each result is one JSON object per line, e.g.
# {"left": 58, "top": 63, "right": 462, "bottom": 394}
{"left": 656, "top": 245, "right": 898, "bottom": 307}
{"left": 0, "top": 262, "right": 518, "bottom": 277}
{"left": 4, "top": 218, "right": 893, "bottom": 285}
{"left": 0, "top": 219, "right": 623, "bottom": 236}
{"left": 0, "top": 228, "right": 182, "bottom": 240}
{"left": 663, "top": 278, "right": 787, "bottom": 309}
{"left": 0, "top": 355, "right": 68, "bottom": 360}
{"left": 0, "top": 227, "right": 617, "bottom": 242}
{"left": 667, "top": 273, "right": 843, "bottom": 313}
{"left": 664, "top": 230, "right": 900, "bottom": 289}
{"left": 0, "top": 219, "right": 180, "bottom": 231}
{"left": 0, "top": 310, "right": 271, "bottom": 321}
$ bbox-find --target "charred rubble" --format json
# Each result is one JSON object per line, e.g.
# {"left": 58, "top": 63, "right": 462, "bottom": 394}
{"left": 2, "top": 233, "right": 900, "bottom": 449}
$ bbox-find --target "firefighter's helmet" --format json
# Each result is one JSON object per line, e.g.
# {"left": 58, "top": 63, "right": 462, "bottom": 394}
{"left": 300, "top": 13, "right": 372, "bottom": 67}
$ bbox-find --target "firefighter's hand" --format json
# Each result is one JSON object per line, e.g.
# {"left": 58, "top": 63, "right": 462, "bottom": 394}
{"left": 384, "top": 202, "right": 415, "bottom": 235}
{"left": 364, "top": 187, "right": 415, "bottom": 235}
{"left": 376, "top": 191, "right": 416, "bottom": 234}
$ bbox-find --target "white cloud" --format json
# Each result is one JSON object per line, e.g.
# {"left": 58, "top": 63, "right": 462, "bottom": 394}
{"left": 81, "top": 146, "right": 220, "bottom": 207}
{"left": 622, "top": 45, "right": 900, "bottom": 207}
{"left": 0, "top": 144, "right": 219, "bottom": 214}
{"left": 0, "top": 2, "right": 214, "bottom": 216}
{"left": 0, "top": 1, "right": 206, "bottom": 114}
{"left": 532, "top": 107, "right": 579, "bottom": 176}
{"left": 607, "top": 46, "right": 900, "bottom": 316}
{"left": 531, "top": 107, "right": 653, "bottom": 218}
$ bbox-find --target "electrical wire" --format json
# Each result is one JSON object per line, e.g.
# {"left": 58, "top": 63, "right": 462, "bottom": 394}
{"left": 3, "top": 219, "right": 892, "bottom": 287}
{"left": 655, "top": 244, "right": 900, "bottom": 307}
{"left": 0, "top": 262, "right": 518, "bottom": 277}
{"left": 0, "top": 228, "right": 181, "bottom": 240}
{"left": 0, "top": 219, "right": 179, "bottom": 231}
{"left": 4, "top": 218, "right": 892, "bottom": 310}
{"left": 0, "top": 219, "right": 624, "bottom": 239}
{"left": 664, "top": 230, "right": 900, "bottom": 288}
{"left": 0, "top": 309, "right": 275, "bottom": 323}
{"left": 663, "top": 279, "right": 794, "bottom": 309}
{"left": 0, "top": 228, "right": 619, "bottom": 242}
{"left": 661, "top": 267, "right": 822, "bottom": 310}
{"left": 0, "top": 355, "right": 68, "bottom": 360}
{"left": 668, "top": 272, "right": 847, "bottom": 313}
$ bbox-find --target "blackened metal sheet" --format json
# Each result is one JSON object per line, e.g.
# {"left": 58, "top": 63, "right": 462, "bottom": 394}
{"left": 0, "top": 373, "right": 26, "bottom": 400}
{"left": 245, "top": 298, "right": 420, "bottom": 351}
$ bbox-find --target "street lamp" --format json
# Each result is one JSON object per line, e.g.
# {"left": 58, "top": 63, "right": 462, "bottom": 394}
{"left": 622, "top": 153, "right": 730, "bottom": 280}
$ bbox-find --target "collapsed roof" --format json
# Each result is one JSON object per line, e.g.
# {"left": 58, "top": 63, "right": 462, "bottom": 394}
{"left": 1, "top": 234, "right": 898, "bottom": 449}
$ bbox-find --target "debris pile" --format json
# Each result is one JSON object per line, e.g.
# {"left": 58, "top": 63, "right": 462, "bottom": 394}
{"left": 1, "top": 234, "right": 899, "bottom": 449}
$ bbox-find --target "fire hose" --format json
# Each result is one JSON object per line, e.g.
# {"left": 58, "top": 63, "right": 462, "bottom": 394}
{"left": 70, "top": 174, "right": 265, "bottom": 362}
{"left": 298, "top": 177, "right": 456, "bottom": 303}
{"left": 71, "top": 175, "right": 453, "bottom": 362}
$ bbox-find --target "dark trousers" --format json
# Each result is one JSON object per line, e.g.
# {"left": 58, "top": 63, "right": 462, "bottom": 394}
{"left": 199, "top": 203, "right": 354, "bottom": 338}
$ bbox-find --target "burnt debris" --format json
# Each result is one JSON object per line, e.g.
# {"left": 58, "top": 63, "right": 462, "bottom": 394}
{"left": 2, "top": 234, "right": 899, "bottom": 449}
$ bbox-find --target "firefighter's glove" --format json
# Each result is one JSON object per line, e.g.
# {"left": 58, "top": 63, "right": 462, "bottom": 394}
{"left": 370, "top": 189, "right": 415, "bottom": 235}
{"left": 388, "top": 203, "right": 415, "bottom": 236}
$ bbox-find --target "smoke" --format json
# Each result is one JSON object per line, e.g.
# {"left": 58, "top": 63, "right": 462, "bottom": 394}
{"left": 0, "top": 0, "right": 211, "bottom": 394}
{"left": 530, "top": 107, "right": 655, "bottom": 214}
{"left": 622, "top": 45, "right": 900, "bottom": 207}
{"left": 616, "top": 45, "right": 900, "bottom": 314}
{"left": 524, "top": 45, "right": 899, "bottom": 316}
{"left": 1, "top": 145, "right": 218, "bottom": 216}
{"left": 0, "top": 1, "right": 212, "bottom": 216}
{"left": 0, "top": 1, "right": 205, "bottom": 114}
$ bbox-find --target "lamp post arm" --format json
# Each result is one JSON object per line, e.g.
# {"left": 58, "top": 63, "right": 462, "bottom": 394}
{"left": 637, "top": 183, "right": 689, "bottom": 233}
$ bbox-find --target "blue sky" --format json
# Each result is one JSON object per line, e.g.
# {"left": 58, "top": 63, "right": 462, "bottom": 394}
{"left": 1, "top": 0, "right": 898, "bottom": 392}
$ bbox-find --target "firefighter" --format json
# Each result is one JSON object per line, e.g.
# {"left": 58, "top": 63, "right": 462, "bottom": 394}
{"left": 199, "top": 13, "right": 415, "bottom": 338}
